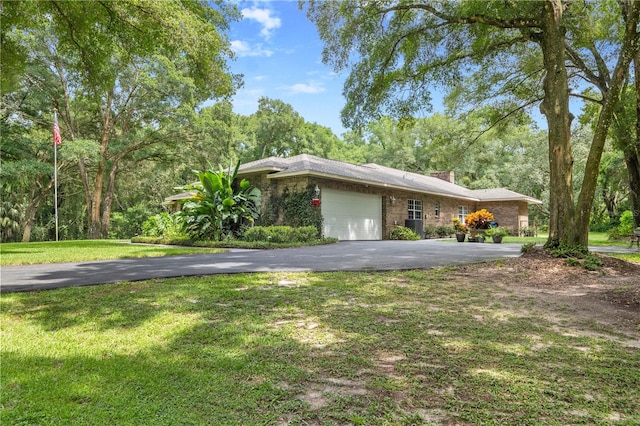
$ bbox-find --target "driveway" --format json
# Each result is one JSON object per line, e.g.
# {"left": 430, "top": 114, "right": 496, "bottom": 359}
{"left": 1, "top": 240, "right": 527, "bottom": 293}
{"left": 2, "top": 240, "right": 634, "bottom": 293}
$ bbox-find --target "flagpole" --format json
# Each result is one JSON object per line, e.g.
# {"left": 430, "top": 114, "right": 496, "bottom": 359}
{"left": 54, "top": 111, "right": 59, "bottom": 242}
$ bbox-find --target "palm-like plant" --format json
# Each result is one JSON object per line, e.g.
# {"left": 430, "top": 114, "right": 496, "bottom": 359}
{"left": 177, "top": 162, "right": 260, "bottom": 241}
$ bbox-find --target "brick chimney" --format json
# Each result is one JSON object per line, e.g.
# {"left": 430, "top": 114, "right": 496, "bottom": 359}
{"left": 429, "top": 171, "right": 455, "bottom": 183}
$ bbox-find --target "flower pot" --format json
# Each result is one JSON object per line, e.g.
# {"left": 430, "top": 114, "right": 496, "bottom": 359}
{"left": 456, "top": 233, "right": 466, "bottom": 242}
{"left": 491, "top": 235, "right": 503, "bottom": 243}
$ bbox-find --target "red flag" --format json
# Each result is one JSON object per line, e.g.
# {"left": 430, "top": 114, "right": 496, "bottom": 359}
{"left": 53, "top": 115, "right": 62, "bottom": 146}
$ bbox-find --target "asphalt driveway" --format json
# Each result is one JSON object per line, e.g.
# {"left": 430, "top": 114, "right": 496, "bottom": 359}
{"left": 1, "top": 240, "right": 530, "bottom": 293}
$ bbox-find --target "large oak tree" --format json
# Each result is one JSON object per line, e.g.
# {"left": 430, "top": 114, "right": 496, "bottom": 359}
{"left": 2, "top": 0, "right": 240, "bottom": 238}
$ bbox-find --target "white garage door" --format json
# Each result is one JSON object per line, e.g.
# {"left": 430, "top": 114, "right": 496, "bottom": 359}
{"left": 321, "top": 189, "right": 382, "bottom": 240}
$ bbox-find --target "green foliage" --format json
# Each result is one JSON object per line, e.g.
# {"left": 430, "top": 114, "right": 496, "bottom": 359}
{"left": 131, "top": 235, "right": 338, "bottom": 250}
{"left": 242, "top": 97, "right": 307, "bottom": 161}
{"left": 565, "top": 258, "right": 581, "bottom": 267}
{"left": 0, "top": 184, "right": 23, "bottom": 242}
{"left": 583, "top": 256, "right": 603, "bottom": 271}
{"left": 548, "top": 243, "right": 589, "bottom": 259}
{"left": 452, "top": 218, "right": 468, "bottom": 234}
{"left": 141, "top": 213, "right": 185, "bottom": 239}
{"left": 520, "top": 242, "right": 536, "bottom": 254}
{"left": 243, "top": 226, "right": 319, "bottom": 243}
{"left": 262, "top": 185, "right": 323, "bottom": 236}
{"left": 177, "top": 163, "right": 260, "bottom": 241}
{"left": 607, "top": 210, "right": 635, "bottom": 240}
{"left": 108, "top": 204, "right": 159, "bottom": 239}
{"left": 425, "top": 225, "right": 454, "bottom": 238}
{"left": 389, "top": 226, "right": 420, "bottom": 240}
{"left": 545, "top": 241, "right": 605, "bottom": 271}
{"left": 519, "top": 226, "right": 538, "bottom": 237}
{"left": 484, "top": 227, "right": 510, "bottom": 238}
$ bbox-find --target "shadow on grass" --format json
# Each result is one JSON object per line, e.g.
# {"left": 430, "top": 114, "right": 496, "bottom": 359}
{"left": 2, "top": 271, "right": 639, "bottom": 424}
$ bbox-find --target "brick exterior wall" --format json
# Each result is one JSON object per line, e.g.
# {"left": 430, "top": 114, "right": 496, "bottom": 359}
{"left": 241, "top": 171, "right": 530, "bottom": 239}
{"left": 477, "top": 201, "right": 529, "bottom": 231}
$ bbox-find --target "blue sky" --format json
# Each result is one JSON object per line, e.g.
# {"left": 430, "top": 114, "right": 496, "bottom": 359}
{"left": 227, "top": 1, "right": 349, "bottom": 136}
{"left": 225, "top": 1, "right": 550, "bottom": 136}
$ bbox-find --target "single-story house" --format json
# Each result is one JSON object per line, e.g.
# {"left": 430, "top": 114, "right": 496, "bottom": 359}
{"left": 233, "top": 154, "right": 541, "bottom": 240}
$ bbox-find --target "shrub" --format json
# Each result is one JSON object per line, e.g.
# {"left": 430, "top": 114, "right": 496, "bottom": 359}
{"left": 484, "top": 226, "right": 510, "bottom": 238}
{"left": 110, "top": 203, "right": 158, "bottom": 239}
{"left": 389, "top": 226, "right": 420, "bottom": 240}
{"left": 141, "top": 213, "right": 185, "bottom": 238}
{"left": 424, "top": 225, "right": 438, "bottom": 239}
{"left": 436, "top": 226, "right": 454, "bottom": 238}
{"left": 519, "top": 227, "right": 537, "bottom": 237}
{"left": 262, "top": 185, "right": 323, "bottom": 236}
{"left": 243, "top": 226, "right": 319, "bottom": 243}
{"left": 607, "top": 210, "right": 634, "bottom": 240}
{"left": 583, "top": 255, "right": 603, "bottom": 271}
{"left": 520, "top": 242, "right": 536, "bottom": 253}
{"left": 465, "top": 209, "right": 494, "bottom": 230}
{"left": 452, "top": 218, "right": 468, "bottom": 233}
{"left": 176, "top": 163, "right": 260, "bottom": 241}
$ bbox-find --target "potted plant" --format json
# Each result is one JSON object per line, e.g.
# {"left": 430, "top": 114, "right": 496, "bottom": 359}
{"left": 452, "top": 218, "right": 468, "bottom": 242}
{"left": 484, "top": 226, "right": 509, "bottom": 243}
{"left": 465, "top": 209, "right": 494, "bottom": 242}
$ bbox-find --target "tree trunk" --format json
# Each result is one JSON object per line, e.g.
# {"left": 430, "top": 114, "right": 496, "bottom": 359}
{"left": 100, "top": 162, "right": 119, "bottom": 238}
{"left": 540, "top": 0, "right": 576, "bottom": 247}
{"left": 601, "top": 189, "right": 617, "bottom": 221}
{"left": 88, "top": 91, "right": 113, "bottom": 239}
{"left": 575, "top": 2, "right": 639, "bottom": 245}
{"left": 21, "top": 177, "right": 54, "bottom": 242}
{"left": 632, "top": 49, "right": 640, "bottom": 228}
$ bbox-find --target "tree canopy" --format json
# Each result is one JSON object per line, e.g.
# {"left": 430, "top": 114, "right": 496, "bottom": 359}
{"left": 2, "top": 0, "right": 241, "bottom": 239}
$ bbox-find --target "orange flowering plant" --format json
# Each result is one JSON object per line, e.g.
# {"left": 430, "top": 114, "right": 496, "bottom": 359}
{"left": 452, "top": 218, "right": 468, "bottom": 233}
{"left": 465, "top": 209, "right": 494, "bottom": 229}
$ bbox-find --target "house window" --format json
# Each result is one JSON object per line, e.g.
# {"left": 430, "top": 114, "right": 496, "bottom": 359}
{"left": 408, "top": 199, "right": 422, "bottom": 220}
{"left": 434, "top": 202, "right": 440, "bottom": 218}
{"left": 458, "top": 206, "right": 469, "bottom": 223}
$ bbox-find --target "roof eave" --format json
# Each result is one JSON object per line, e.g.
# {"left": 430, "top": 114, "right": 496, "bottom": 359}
{"left": 268, "top": 170, "right": 480, "bottom": 202}
{"left": 238, "top": 166, "right": 286, "bottom": 175}
{"left": 479, "top": 197, "right": 543, "bottom": 205}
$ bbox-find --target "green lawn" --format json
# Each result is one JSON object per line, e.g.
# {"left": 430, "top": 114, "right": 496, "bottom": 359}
{"left": 2, "top": 270, "right": 638, "bottom": 425}
{"left": 469, "top": 231, "right": 630, "bottom": 246}
{"left": 0, "top": 240, "right": 225, "bottom": 266}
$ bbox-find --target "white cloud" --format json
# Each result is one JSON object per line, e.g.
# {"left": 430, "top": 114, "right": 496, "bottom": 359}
{"left": 241, "top": 7, "right": 281, "bottom": 39}
{"left": 230, "top": 40, "right": 274, "bottom": 57}
{"left": 284, "top": 81, "right": 326, "bottom": 95}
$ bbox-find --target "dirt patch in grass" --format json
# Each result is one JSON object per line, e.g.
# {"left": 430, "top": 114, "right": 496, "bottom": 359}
{"left": 452, "top": 247, "right": 640, "bottom": 337}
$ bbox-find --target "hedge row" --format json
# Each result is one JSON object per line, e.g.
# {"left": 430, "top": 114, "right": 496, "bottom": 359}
{"left": 243, "top": 226, "right": 319, "bottom": 243}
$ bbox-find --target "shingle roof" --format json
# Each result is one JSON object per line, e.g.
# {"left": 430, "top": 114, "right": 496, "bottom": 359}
{"left": 469, "top": 188, "right": 542, "bottom": 204}
{"left": 238, "top": 154, "right": 541, "bottom": 204}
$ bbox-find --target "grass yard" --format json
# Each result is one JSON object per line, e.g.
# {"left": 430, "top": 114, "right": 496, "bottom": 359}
{"left": 0, "top": 240, "right": 225, "bottom": 266}
{"left": 2, "top": 266, "right": 638, "bottom": 425}
{"left": 463, "top": 231, "right": 631, "bottom": 247}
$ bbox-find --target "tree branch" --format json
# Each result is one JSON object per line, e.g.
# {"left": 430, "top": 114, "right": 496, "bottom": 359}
{"left": 381, "top": 4, "right": 542, "bottom": 29}
{"left": 564, "top": 44, "right": 608, "bottom": 93}
{"left": 570, "top": 92, "right": 602, "bottom": 105}
{"left": 460, "top": 97, "right": 543, "bottom": 155}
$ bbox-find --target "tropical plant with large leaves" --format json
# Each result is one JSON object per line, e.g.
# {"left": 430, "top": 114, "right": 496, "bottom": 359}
{"left": 176, "top": 162, "right": 260, "bottom": 241}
